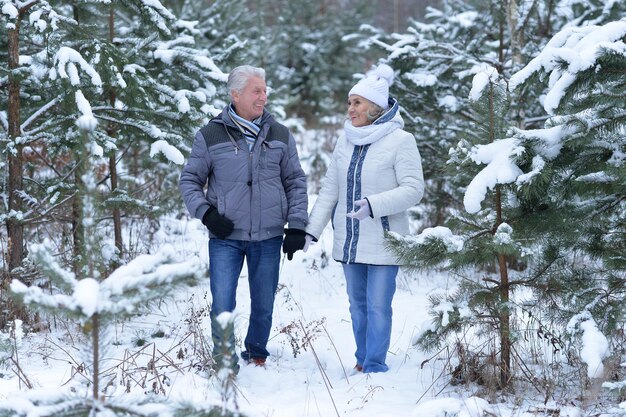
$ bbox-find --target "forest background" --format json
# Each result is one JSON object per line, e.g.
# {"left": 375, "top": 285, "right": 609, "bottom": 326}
{"left": 0, "top": 0, "right": 625, "bottom": 416}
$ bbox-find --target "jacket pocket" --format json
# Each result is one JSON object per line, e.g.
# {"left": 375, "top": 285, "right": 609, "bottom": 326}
{"left": 260, "top": 143, "right": 283, "bottom": 171}
{"left": 279, "top": 188, "right": 288, "bottom": 220}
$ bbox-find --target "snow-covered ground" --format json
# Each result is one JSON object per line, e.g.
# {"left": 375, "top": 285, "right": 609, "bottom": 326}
{"left": 0, "top": 208, "right": 508, "bottom": 417}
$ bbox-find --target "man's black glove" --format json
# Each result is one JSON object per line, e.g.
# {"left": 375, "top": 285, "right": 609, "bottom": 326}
{"left": 202, "top": 206, "right": 234, "bottom": 239}
{"left": 282, "top": 229, "right": 307, "bottom": 260}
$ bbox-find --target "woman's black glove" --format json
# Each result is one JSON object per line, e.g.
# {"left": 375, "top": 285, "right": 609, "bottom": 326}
{"left": 282, "top": 229, "right": 307, "bottom": 260}
{"left": 202, "top": 206, "right": 234, "bottom": 239}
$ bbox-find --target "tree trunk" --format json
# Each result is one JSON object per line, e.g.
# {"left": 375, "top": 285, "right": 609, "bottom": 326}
{"left": 3, "top": 10, "right": 29, "bottom": 327}
{"left": 507, "top": 0, "right": 524, "bottom": 66}
{"left": 72, "top": 163, "right": 85, "bottom": 279}
{"left": 497, "top": 251, "right": 511, "bottom": 387}
{"left": 108, "top": 6, "right": 123, "bottom": 266}
{"left": 490, "top": 82, "right": 511, "bottom": 388}
{"left": 495, "top": 186, "right": 511, "bottom": 387}
{"left": 92, "top": 313, "right": 100, "bottom": 400}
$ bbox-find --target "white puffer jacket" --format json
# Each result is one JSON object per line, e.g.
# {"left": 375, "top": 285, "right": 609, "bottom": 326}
{"left": 306, "top": 102, "right": 424, "bottom": 265}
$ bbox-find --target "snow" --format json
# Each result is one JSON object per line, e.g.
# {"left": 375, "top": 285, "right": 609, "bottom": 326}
{"left": 73, "top": 278, "right": 100, "bottom": 317}
{"left": 438, "top": 94, "right": 459, "bottom": 111}
{"left": 150, "top": 139, "right": 184, "bottom": 164}
{"left": 463, "top": 138, "right": 524, "bottom": 213}
{"left": 412, "top": 396, "right": 496, "bottom": 417}
{"left": 513, "top": 124, "right": 577, "bottom": 160}
{"left": 567, "top": 312, "right": 610, "bottom": 379}
{"left": 403, "top": 71, "right": 437, "bottom": 87}
{"left": 509, "top": 20, "right": 626, "bottom": 114}
{"left": 141, "top": 0, "right": 175, "bottom": 20}
{"left": 174, "top": 90, "right": 190, "bottom": 113}
{"left": 28, "top": 9, "right": 47, "bottom": 32}
{"left": 399, "top": 226, "right": 464, "bottom": 252}
{"left": 74, "top": 90, "right": 98, "bottom": 131}
{"left": 450, "top": 11, "right": 479, "bottom": 29}
{"left": 1, "top": 213, "right": 523, "bottom": 417}
{"left": 53, "top": 47, "right": 103, "bottom": 87}
{"left": 153, "top": 49, "right": 176, "bottom": 64}
{"left": 468, "top": 64, "right": 499, "bottom": 102}
{"left": 579, "top": 319, "right": 609, "bottom": 379}
{"left": 1, "top": 3, "right": 18, "bottom": 19}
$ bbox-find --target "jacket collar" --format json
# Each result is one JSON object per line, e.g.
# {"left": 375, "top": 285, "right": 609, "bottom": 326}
{"left": 216, "top": 105, "right": 274, "bottom": 129}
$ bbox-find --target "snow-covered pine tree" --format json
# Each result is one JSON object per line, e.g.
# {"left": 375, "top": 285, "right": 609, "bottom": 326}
{"left": 65, "top": 0, "right": 229, "bottom": 264}
{"left": 359, "top": 0, "right": 523, "bottom": 227}
{"left": 507, "top": 19, "right": 626, "bottom": 381}
{"left": 1, "top": 0, "right": 229, "bottom": 324}
{"left": 390, "top": 66, "right": 530, "bottom": 389}
{"left": 0, "top": 119, "right": 239, "bottom": 416}
{"left": 389, "top": 16, "right": 625, "bottom": 391}
{"left": 259, "top": 0, "right": 374, "bottom": 124}
{"left": 1, "top": 0, "right": 85, "bottom": 326}
{"left": 360, "top": 1, "right": 545, "bottom": 389}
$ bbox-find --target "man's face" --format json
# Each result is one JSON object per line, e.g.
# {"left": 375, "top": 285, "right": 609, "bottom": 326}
{"left": 232, "top": 76, "right": 267, "bottom": 121}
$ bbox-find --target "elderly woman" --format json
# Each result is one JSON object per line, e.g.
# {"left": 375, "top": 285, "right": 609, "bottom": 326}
{"left": 305, "top": 64, "right": 424, "bottom": 373}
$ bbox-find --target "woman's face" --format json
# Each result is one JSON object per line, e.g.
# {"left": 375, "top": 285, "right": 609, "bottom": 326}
{"left": 347, "top": 95, "right": 373, "bottom": 127}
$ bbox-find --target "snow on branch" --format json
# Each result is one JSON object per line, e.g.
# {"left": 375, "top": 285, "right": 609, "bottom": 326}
{"left": 509, "top": 20, "right": 626, "bottom": 115}
{"left": 2, "top": 3, "right": 18, "bottom": 20}
{"left": 75, "top": 90, "right": 98, "bottom": 132}
{"left": 511, "top": 123, "right": 577, "bottom": 161}
{"left": 567, "top": 311, "right": 609, "bottom": 379}
{"left": 139, "top": 0, "right": 175, "bottom": 35}
{"left": 464, "top": 138, "right": 525, "bottom": 214}
{"left": 21, "top": 98, "right": 60, "bottom": 132}
{"left": 150, "top": 140, "right": 185, "bottom": 165}
{"left": 50, "top": 46, "right": 102, "bottom": 87}
{"left": 11, "top": 245, "right": 203, "bottom": 322}
{"left": 468, "top": 64, "right": 499, "bottom": 102}
{"left": 153, "top": 37, "right": 226, "bottom": 82}
{"left": 393, "top": 226, "right": 464, "bottom": 253}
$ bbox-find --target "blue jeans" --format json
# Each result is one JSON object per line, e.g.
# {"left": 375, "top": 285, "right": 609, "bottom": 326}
{"left": 209, "top": 236, "right": 282, "bottom": 365}
{"left": 342, "top": 263, "right": 398, "bottom": 373}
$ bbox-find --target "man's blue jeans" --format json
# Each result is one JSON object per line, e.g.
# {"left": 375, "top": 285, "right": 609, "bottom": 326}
{"left": 342, "top": 263, "right": 399, "bottom": 373}
{"left": 209, "top": 236, "right": 282, "bottom": 365}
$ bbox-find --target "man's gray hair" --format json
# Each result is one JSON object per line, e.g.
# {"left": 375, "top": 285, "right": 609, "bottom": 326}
{"left": 228, "top": 65, "right": 266, "bottom": 96}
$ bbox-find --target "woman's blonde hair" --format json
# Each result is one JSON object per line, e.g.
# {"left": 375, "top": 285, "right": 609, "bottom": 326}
{"left": 366, "top": 103, "right": 386, "bottom": 122}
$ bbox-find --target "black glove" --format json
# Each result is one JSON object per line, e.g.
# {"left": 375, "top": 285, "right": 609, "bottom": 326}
{"left": 282, "top": 229, "right": 307, "bottom": 260}
{"left": 202, "top": 206, "right": 234, "bottom": 239}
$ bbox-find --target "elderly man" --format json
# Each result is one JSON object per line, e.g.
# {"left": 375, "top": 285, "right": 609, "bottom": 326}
{"left": 179, "top": 65, "right": 308, "bottom": 370}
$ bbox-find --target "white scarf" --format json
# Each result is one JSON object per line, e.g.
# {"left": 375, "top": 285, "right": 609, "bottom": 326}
{"left": 343, "top": 107, "right": 404, "bottom": 146}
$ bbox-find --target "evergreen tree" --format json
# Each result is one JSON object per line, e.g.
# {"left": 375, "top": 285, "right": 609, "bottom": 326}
{"left": 1, "top": 120, "right": 244, "bottom": 416}
{"left": 388, "top": 17, "right": 626, "bottom": 389}
{"left": 0, "top": 0, "right": 229, "bottom": 324}
{"left": 359, "top": 1, "right": 514, "bottom": 227}
{"left": 507, "top": 19, "right": 626, "bottom": 356}
{"left": 391, "top": 68, "right": 526, "bottom": 389}
{"left": 552, "top": 0, "right": 625, "bottom": 29}
{"left": 259, "top": 0, "right": 374, "bottom": 124}
{"left": 1, "top": 0, "right": 83, "bottom": 326}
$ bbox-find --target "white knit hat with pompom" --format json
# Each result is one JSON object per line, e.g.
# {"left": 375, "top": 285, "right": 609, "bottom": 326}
{"left": 348, "top": 64, "right": 395, "bottom": 109}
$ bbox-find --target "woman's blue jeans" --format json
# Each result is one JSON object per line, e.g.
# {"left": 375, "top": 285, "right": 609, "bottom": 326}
{"left": 209, "top": 236, "right": 282, "bottom": 365}
{"left": 342, "top": 263, "right": 398, "bottom": 373}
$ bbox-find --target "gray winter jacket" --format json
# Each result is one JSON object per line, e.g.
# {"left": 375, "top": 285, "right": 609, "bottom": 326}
{"left": 179, "top": 107, "right": 308, "bottom": 241}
